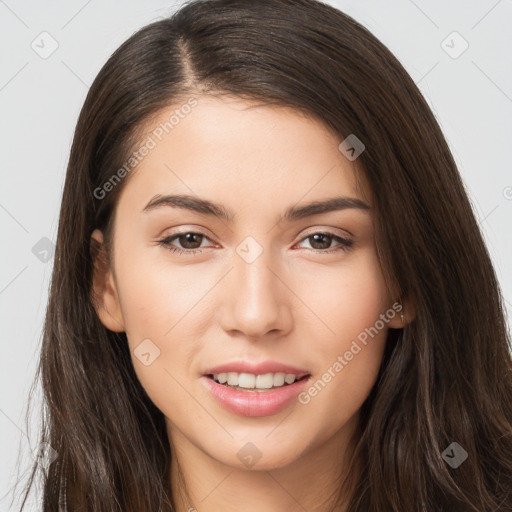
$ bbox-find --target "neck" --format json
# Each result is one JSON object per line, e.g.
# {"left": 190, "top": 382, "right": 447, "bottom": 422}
{"left": 167, "top": 414, "right": 362, "bottom": 512}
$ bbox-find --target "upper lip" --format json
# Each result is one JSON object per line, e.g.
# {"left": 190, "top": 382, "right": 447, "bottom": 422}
{"left": 203, "top": 360, "right": 310, "bottom": 377}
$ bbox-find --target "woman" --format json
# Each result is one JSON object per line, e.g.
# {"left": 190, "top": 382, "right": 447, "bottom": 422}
{"left": 20, "top": 0, "right": 512, "bottom": 510}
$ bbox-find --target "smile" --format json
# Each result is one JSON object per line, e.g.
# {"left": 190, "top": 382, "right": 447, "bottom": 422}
{"left": 209, "top": 371, "right": 309, "bottom": 391}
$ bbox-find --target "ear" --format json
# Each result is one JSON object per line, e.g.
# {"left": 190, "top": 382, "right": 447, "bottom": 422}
{"left": 386, "top": 297, "right": 415, "bottom": 329}
{"left": 90, "top": 229, "right": 125, "bottom": 332}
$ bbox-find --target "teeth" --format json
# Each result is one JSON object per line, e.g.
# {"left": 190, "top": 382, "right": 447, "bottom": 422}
{"left": 273, "top": 372, "right": 285, "bottom": 386}
{"left": 256, "top": 374, "right": 273, "bottom": 389}
{"left": 284, "top": 374, "right": 296, "bottom": 384}
{"left": 212, "top": 372, "right": 304, "bottom": 389}
{"left": 238, "top": 373, "right": 255, "bottom": 388}
{"left": 227, "top": 372, "right": 238, "bottom": 386}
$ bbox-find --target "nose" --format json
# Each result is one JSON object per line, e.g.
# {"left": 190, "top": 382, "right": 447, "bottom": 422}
{"left": 217, "top": 244, "right": 293, "bottom": 340}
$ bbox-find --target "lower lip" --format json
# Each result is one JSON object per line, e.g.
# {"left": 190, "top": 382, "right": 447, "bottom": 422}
{"left": 201, "top": 375, "right": 310, "bottom": 417}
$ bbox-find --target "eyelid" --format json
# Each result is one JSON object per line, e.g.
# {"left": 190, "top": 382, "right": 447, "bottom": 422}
{"left": 299, "top": 226, "right": 353, "bottom": 239}
{"left": 158, "top": 225, "right": 217, "bottom": 241}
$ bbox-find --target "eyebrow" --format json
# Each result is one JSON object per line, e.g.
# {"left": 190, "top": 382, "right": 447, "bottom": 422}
{"left": 142, "top": 194, "right": 370, "bottom": 222}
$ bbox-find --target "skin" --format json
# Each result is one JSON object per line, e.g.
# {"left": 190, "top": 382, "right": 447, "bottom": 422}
{"left": 91, "top": 95, "right": 407, "bottom": 512}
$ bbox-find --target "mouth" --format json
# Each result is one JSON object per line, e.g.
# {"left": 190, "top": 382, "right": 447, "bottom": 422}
{"left": 205, "top": 372, "right": 310, "bottom": 392}
{"left": 201, "top": 371, "right": 312, "bottom": 417}
{"left": 200, "top": 361, "right": 312, "bottom": 416}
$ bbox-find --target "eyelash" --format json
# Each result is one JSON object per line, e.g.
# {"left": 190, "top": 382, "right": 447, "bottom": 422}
{"left": 158, "top": 231, "right": 353, "bottom": 255}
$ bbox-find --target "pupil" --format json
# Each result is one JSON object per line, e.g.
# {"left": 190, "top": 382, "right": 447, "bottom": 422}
{"left": 311, "top": 234, "right": 330, "bottom": 249}
{"left": 180, "top": 233, "right": 202, "bottom": 249}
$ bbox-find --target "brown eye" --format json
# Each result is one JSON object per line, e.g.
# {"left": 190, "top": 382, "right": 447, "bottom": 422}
{"left": 159, "top": 231, "right": 213, "bottom": 255}
{"left": 296, "top": 232, "right": 353, "bottom": 253}
{"left": 308, "top": 233, "right": 332, "bottom": 250}
{"left": 175, "top": 233, "right": 205, "bottom": 249}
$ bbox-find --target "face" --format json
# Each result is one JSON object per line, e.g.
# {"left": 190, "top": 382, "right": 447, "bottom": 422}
{"left": 91, "top": 95, "right": 402, "bottom": 472}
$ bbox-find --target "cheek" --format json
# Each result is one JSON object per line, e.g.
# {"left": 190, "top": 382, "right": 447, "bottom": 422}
{"left": 114, "top": 245, "right": 206, "bottom": 340}
{"left": 293, "top": 249, "right": 390, "bottom": 425}
{"left": 296, "top": 247, "right": 390, "bottom": 346}
{"left": 112, "top": 247, "right": 214, "bottom": 413}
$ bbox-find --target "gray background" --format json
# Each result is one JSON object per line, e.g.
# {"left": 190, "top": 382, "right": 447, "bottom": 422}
{"left": 1, "top": 0, "right": 511, "bottom": 509}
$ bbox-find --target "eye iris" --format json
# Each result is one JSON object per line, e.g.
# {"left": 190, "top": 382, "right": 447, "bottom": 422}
{"left": 179, "top": 233, "right": 203, "bottom": 249}
{"left": 310, "top": 233, "right": 331, "bottom": 250}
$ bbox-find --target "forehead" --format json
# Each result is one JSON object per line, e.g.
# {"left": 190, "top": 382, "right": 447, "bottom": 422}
{"left": 115, "top": 95, "right": 370, "bottom": 220}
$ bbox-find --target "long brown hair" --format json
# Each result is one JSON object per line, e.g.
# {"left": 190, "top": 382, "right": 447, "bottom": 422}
{"left": 19, "top": 0, "right": 512, "bottom": 510}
